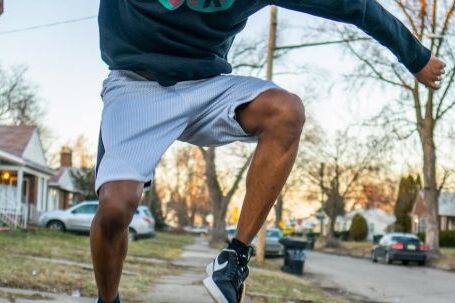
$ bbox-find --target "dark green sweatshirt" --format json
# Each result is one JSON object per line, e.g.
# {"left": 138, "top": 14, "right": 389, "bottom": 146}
{"left": 99, "top": 0, "right": 431, "bottom": 86}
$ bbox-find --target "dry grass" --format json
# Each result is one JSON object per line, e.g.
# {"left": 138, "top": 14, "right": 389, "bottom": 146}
{"left": 248, "top": 269, "right": 347, "bottom": 303}
{"left": 0, "top": 230, "right": 194, "bottom": 301}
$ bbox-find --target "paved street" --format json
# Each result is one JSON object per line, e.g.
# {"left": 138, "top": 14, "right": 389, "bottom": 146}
{"left": 304, "top": 251, "right": 455, "bottom": 303}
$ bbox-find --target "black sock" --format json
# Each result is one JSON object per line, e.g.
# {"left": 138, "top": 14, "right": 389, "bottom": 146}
{"left": 228, "top": 238, "right": 250, "bottom": 258}
{"left": 98, "top": 294, "right": 120, "bottom": 303}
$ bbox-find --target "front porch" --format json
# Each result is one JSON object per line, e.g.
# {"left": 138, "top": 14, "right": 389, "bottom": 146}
{"left": 0, "top": 164, "right": 54, "bottom": 227}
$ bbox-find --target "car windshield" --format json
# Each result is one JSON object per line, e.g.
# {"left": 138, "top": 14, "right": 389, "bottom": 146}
{"left": 143, "top": 209, "right": 152, "bottom": 217}
{"left": 391, "top": 236, "right": 420, "bottom": 243}
{"left": 266, "top": 230, "right": 283, "bottom": 238}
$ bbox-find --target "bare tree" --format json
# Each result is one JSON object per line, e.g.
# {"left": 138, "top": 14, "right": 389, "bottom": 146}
{"left": 335, "top": 0, "right": 455, "bottom": 252}
{"left": 304, "top": 130, "right": 389, "bottom": 246}
{"left": 199, "top": 146, "right": 253, "bottom": 244}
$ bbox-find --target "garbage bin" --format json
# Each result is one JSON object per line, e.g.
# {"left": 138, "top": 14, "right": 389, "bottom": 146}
{"left": 279, "top": 237, "right": 307, "bottom": 276}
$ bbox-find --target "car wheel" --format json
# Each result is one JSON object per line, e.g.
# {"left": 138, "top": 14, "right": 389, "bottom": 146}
{"left": 371, "top": 251, "right": 378, "bottom": 263}
{"left": 128, "top": 229, "right": 137, "bottom": 241}
{"left": 385, "top": 252, "right": 392, "bottom": 265}
{"left": 47, "top": 220, "right": 65, "bottom": 232}
{"left": 402, "top": 260, "right": 409, "bottom": 266}
{"left": 418, "top": 260, "right": 426, "bottom": 266}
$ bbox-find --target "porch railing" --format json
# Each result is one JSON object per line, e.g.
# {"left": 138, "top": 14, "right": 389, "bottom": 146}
{"left": 0, "top": 187, "right": 28, "bottom": 229}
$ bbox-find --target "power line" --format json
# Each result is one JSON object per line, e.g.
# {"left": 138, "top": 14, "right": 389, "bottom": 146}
{"left": 0, "top": 15, "right": 97, "bottom": 36}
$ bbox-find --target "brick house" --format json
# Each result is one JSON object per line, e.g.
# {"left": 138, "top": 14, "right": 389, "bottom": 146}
{"left": 411, "top": 191, "right": 455, "bottom": 233}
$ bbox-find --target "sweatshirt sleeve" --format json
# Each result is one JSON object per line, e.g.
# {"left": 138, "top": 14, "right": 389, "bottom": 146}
{"left": 268, "top": 0, "right": 431, "bottom": 74}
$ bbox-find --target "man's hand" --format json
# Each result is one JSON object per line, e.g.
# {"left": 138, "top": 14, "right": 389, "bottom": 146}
{"left": 415, "top": 55, "right": 446, "bottom": 90}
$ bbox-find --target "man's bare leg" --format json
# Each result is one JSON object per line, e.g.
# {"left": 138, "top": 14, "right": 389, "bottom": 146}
{"left": 90, "top": 181, "right": 143, "bottom": 302}
{"left": 235, "top": 89, "right": 305, "bottom": 244}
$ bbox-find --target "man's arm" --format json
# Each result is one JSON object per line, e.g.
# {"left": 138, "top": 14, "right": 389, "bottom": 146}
{"left": 269, "top": 0, "right": 445, "bottom": 89}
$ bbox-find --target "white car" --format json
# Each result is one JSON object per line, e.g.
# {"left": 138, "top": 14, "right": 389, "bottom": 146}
{"left": 38, "top": 201, "right": 155, "bottom": 240}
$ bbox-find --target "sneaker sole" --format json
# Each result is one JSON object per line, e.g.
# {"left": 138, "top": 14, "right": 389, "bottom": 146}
{"left": 203, "top": 276, "right": 229, "bottom": 303}
{"left": 204, "top": 263, "right": 246, "bottom": 303}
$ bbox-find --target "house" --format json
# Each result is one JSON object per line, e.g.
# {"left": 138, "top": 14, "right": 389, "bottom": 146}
{"left": 336, "top": 208, "right": 396, "bottom": 241}
{"left": 0, "top": 125, "right": 54, "bottom": 227}
{"left": 0, "top": 126, "right": 85, "bottom": 229}
{"left": 48, "top": 146, "right": 85, "bottom": 209}
{"left": 411, "top": 191, "right": 455, "bottom": 233}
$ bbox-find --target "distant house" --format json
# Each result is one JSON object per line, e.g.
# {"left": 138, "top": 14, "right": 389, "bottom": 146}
{"left": 411, "top": 191, "right": 455, "bottom": 233}
{"left": 336, "top": 208, "right": 396, "bottom": 241}
{"left": 48, "top": 146, "right": 85, "bottom": 209}
{"left": 0, "top": 126, "right": 85, "bottom": 229}
{"left": 0, "top": 125, "right": 54, "bottom": 227}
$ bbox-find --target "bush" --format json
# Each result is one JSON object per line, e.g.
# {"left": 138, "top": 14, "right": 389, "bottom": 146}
{"left": 440, "top": 231, "right": 455, "bottom": 247}
{"left": 417, "top": 231, "right": 455, "bottom": 247}
{"left": 349, "top": 214, "right": 368, "bottom": 241}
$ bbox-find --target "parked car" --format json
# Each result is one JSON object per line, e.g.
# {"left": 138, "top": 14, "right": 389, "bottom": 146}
{"left": 183, "top": 225, "right": 209, "bottom": 235}
{"left": 225, "top": 226, "right": 237, "bottom": 243}
{"left": 252, "top": 228, "right": 285, "bottom": 257}
{"left": 371, "top": 233, "right": 427, "bottom": 266}
{"left": 38, "top": 201, "right": 155, "bottom": 241}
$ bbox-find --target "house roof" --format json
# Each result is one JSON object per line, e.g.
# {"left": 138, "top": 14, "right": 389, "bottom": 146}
{"left": 0, "top": 125, "right": 35, "bottom": 157}
{"left": 49, "top": 167, "right": 84, "bottom": 194}
{"left": 412, "top": 191, "right": 455, "bottom": 217}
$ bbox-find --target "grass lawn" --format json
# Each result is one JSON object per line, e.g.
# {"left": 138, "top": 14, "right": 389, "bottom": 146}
{"left": 248, "top": 268, "right": 347, "bottom": 303}
{"left": 315, "top": 239, "right": 372, "bottom": 258}
{"left": 0, "top": 230, "right": 194, "bottom": 301}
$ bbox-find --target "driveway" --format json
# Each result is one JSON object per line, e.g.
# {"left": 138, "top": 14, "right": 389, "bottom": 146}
{"left": 304, "top": 251, "right": 455, "bottom": 303}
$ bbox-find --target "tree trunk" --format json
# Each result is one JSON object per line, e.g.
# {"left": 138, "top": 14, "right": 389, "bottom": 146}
{"left": 148, "top": 181, "right": 166, "bottom": 230}
{"left": 420, "top": 125, "right": 440, "bottom": 253}
{"left": 211, "top": 198, "right": 229, "bottom": 244}
{"left": 274, "top": 193, "right": 284, "bottom": 227}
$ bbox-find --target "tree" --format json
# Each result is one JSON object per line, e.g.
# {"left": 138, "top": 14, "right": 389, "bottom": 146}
{"left": 142, "top": 179, "right": 167, "bottom": 230}
{"left": 338, "top": 0, "right": 455, "bottom": 252}
{"left": 394, "top": 175, "right": 421, "bottom": 232}
{"left": 304, "top": 129, "right": 389, "bottom": 246}
{"left": 70, "top": 167, "right": 97, "bottom": 201}
{"left": 350, "top": 214, "right": 368, "bottom": 241}
{"left": 166, "top": 146, "right": 209, "bottom": 230}
{"left": 199, "top": 146, "right": 252, "bottom": 244}
{"left": 0, "top": 65, "right": 45, "bottom": 127}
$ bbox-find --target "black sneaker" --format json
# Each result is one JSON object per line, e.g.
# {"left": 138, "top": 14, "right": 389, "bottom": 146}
{"left": 204, "top": 248, "right": 251, "bottom": 303}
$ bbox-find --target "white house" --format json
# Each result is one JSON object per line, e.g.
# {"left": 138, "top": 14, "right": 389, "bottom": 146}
{"left": 0, "top": 126, "right": 55, "bottom": 227}
{"left": 0, "top": 126, "right": 84, "bottom": 229}
{"left": 336, "top": 208, "right": 396, "bottom": 240}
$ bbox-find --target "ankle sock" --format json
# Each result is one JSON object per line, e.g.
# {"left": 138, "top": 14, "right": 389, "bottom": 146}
{"left": 97, "top": 294, "right": 120, "bottom": 303}
{"left": 229, "top": 238, "right": 250, "bottom": 258}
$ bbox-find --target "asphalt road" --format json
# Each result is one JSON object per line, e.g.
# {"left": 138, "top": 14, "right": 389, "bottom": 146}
{"left": 304, "top": 251, "right": 455, "bottom": 303}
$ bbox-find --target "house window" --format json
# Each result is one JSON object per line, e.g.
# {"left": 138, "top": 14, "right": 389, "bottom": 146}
{"left": 448, "top": 217, "right": 455, "bottom": 231}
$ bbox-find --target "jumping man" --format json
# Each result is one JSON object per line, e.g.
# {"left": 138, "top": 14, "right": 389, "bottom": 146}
{"left": 92, "top": 1, "right": 445, "bottom": 302}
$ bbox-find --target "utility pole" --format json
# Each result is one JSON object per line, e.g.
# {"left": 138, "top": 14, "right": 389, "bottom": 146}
{"left": 256, "top": 5, "right": 278, "bottom": 265}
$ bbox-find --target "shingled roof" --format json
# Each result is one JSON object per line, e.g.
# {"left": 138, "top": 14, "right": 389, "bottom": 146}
{"left": 0, "top": 125, "right": 36, "bottom": 157}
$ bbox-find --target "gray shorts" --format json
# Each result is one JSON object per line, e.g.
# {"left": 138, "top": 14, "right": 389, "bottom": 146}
{"left": 95, "top": 70, "right": 278, "bottom": 192}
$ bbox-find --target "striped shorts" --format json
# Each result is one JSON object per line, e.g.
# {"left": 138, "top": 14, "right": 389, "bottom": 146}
{"left": 95, "top": 70, "right": 279, "bottom": 192}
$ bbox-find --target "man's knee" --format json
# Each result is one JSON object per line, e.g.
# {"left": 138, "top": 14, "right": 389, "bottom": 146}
{"left": 261, "top": 89, "right": 306, "bottom": 137}
{"left": 95, "top": 181, "right": 142, "bottom": 239}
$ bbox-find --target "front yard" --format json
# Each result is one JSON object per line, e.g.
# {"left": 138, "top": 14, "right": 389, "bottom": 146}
{"left": 0, "top": 230, "right": 194, "bottom": 301}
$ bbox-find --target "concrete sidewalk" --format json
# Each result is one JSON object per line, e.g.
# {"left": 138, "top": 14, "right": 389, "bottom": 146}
{"left": 0, "top": 287, "right": 93, "bottom": 303}
{"left": 142, "top": 237, "right": 249, "bottom": 303}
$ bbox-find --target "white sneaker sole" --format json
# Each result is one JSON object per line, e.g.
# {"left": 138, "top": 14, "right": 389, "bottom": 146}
{"left": 204, "top": 262, "right": 246, "bottom": 303}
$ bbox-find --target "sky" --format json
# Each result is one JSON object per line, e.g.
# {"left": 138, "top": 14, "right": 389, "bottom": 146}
{"left": 1, "top": 0, "right": 445, "bottom": 180}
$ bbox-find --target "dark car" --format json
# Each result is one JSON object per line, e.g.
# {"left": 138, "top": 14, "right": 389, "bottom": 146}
{"left": 371, "top": 233, "right": 427, "bottom": 266}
